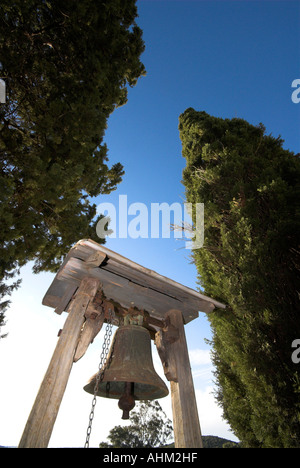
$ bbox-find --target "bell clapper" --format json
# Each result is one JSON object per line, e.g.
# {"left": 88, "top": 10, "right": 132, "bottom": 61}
{"left": 118, "top": 382, "right": 135, "bottom": 420}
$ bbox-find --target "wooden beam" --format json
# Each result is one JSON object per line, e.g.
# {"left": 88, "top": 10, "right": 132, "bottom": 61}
{"left": 73, "top": 311, "right": 105, "bottom": 363}
{"left": 18, "top": 277, "right": 101, "bottom": 448}
{"left": 155, "top": 309, "right": 203, "bottom": 448}
{"left": 54, "top": 284, "right": 78, "bottom": 315}
{"left": 85, "top": 250, "right": 107, "bottom": 267}
{"left": 43, "top": 248, "right": 225, "bottom": 323}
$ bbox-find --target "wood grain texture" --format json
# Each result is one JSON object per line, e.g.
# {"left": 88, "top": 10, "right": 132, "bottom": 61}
{"left": 18, "top": 277, "right": 101, "bottom": 448}
{"left": 156, "top": 309, "right": 203, "bottom": 448}
{"left": 42, "top": 240, "right": 225, "bottom": 324}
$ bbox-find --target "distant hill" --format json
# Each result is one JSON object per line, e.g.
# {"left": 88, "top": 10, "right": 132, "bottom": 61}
{"left": 163, "top": 436, "right": 240, "bottom": 449}
{"left": 202, "top": 436, "right": 240, "bottom": 448}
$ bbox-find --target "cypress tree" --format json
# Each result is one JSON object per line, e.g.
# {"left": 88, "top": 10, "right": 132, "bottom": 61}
{"left": 179, "top": 108, "right": 300, "bottom": 447}
{"left": 0, "top": 0, "right": 145, "bottom": 334}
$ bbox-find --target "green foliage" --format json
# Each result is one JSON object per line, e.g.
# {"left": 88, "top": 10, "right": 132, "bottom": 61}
{"left": 99, "top": 400, "right": 173, "bottom": 448}
{"left": 202, "top": 436, "right": 240, "bottom": 448}
{"left": 0, "top": 0, "right": 145, "bottom": 332}
{"left": 179, "top": 108, "right": 300, "bottom": 448}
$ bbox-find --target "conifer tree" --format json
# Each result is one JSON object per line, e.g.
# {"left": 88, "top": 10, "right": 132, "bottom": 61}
{"left": 0, "top": 0, "right": 145, "bottom": 334}
{"left": 179, "top": 108, "right": 300, "bottom": 447}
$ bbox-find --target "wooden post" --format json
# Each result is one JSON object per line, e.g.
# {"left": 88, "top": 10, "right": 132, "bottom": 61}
{"left": 156, "top": 309, "right": 203, "bottom": 448}
{"left": 18, "top": 277, "right": 101, "bottom": 448}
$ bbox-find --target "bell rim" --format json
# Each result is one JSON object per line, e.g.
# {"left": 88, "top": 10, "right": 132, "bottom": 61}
{"left": 83, "top": 378, "right": 169, "bottom": 401}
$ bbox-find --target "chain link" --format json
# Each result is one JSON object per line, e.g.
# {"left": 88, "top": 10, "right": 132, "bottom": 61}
{"left": 84, "top": 308, "right": 114, "bottom": 448}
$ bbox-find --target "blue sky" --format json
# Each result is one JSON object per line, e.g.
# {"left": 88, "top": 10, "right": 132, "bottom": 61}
{"left": 0, "top": 0, "right": 299, "bottom": 447}
{"left": 101, "top": 0, "right": 300, "bottom": 280}
{"left": 99, "top": 0, "right": 300, "bottom": 346}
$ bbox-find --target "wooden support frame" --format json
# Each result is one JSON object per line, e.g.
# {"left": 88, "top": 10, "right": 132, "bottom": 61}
{"left": 18, "top": 240, "right": 225, "bottom": 448}
{"left": 155, "top": 309, "right": 203, "bottom": 448}
{"left": 18, "top": 277, "right": 101, "bottom": 448}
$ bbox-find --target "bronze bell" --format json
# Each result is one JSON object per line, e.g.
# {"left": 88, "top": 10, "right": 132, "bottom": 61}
{"left": 83, "top": 324, "right": 169, "bottom": 419}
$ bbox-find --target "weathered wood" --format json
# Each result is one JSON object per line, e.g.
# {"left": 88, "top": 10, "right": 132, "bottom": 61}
{"left": 55, "top": 257, "right": 187, "bottom": 317}
{"left": 51, "top": 256, "right": 213, "bottom": 323}
{"left": 42, "top": 240, "right": 226, "bottom": 325}
{"left": 20, "top": 239, "right": 225, "bottom": 448}
{"left": 18, "top": 277, "right": 101, "bottom": 448}
{"left": 85, "top": 250, "right": 107, "bottom": 267}
{"left": 156, "top": 309, "right": 203, "bottom": 448}
{"left": 57, "top": 239, "right": 225, "bottom": 313}
{"left": 54, "top": 284, "right": 78, "bottom": 315}
{"left": 73, "top": 312, "right": 105, "bottom": 362}
{"left": 155, "top": 321, "right": 179, "bottom": 382}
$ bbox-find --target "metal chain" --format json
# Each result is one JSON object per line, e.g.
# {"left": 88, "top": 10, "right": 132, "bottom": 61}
{"left": 84, "top": 308, "right": 114, "bottom": 448}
